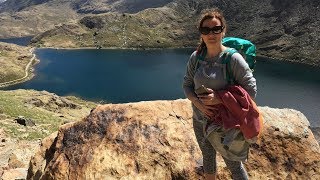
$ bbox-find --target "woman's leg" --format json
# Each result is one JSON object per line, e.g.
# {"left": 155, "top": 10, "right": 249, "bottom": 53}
{"left": 193, "top": 118, "right": 217, "bottom": 178}
{"left": 223, "top": 157, "right": 249, "bottom": 180}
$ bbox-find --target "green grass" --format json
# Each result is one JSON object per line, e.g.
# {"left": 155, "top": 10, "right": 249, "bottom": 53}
{"left": 0, "top": 44, "right": 31, "bottom": 83}
{"left": 0, "top": 51, "right": 9, "bottom": 57}
{"left": 65, "top": 95, "right": 97, "bottom": 109}
{"left": 0, "top": 91, "right": 72, "bottom": 140}
{"left": 0, "top": 122, "right": 54, "bottom": 140}
{"left": 32, "top": 12, "right": 186, "bottom": 49}
{"left": 0, "top": 90, "right": 98, "bottom": 140}
{"left": 0, "top": 71, "right": 25, "bottom": 83}
{"left": 0, "top": 95, "right": 61, "bottom": 123}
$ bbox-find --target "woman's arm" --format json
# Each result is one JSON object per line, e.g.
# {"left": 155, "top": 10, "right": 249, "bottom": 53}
{"left": 182, "top": 51, "right": 198, "bottom": 102}
{"left": 230, "top": 53, "right": 257, "bottom": 98}
{"left": 182, "top": 52, "right": 217, "bottom": 117}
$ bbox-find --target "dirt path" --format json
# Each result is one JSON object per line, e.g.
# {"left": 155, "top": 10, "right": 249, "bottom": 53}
{"left": 0, "top": 48, "right": 36, "bottom": 88}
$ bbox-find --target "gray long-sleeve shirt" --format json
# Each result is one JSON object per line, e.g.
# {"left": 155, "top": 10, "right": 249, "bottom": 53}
{"left": 182, "top": 49, "right": 258, "bottom": 168}
{"left": 182, "top": 50, "right": 257, "bottom": 102}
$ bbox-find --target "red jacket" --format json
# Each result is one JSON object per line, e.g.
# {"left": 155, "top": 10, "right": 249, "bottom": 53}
{"left": 209, "top": 85, "right": 263, "bottom": 139}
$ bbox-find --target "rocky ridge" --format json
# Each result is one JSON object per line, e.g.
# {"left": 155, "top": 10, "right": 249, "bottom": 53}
{"left": 0, "top": 90, "right": 319, "bottom": 179}
{"left": 0, "top": 89, "right": 97, "bottom": 179}
{"left": 0, "top": 0, "right": 80, "bottom": 38}
{"left": 26, "top": 99, "right": 320, "bottom": 180}
{"left": 30, "top": 0, "right": 320, "bottom": 66}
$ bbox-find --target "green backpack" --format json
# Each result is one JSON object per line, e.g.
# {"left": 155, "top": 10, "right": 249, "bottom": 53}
{"left": 196, "top": 37, "right": 256, "bottom": 84}
{"left": 221, "top": 37, "right": 256, "bottom": 84}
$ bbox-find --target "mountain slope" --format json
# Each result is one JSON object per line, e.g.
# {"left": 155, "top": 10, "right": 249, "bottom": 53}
{"left": 0, "top": 0, "right": 174, "bottom": 38}
{"left": 0, "top": 0, "right": 80, "bottom": 38}
{"left": 70, "top": 0, "right": 174, "bottom": 14}
{"left": 26, "top": 0, "right": 320, "bottom": 65}
{"left": 0, "top": 0, "right": 50, "bottom": 12}
{"left": 0, "top": 0, "right": 173, "bottom": 13}
{"left": 0, "top": 0, "right": 319, "bottom": 65}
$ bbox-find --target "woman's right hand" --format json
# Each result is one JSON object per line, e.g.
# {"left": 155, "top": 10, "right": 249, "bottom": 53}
{"left": 197, "top": 87, "right": 222, "bottom": 106}
{"left": 192, "top": 98, "right": 216, "bottom": 118}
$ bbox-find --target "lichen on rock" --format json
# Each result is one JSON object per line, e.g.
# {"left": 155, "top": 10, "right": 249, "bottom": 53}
{"left": 27, "top": 100, "right": 320, "bottom": 179}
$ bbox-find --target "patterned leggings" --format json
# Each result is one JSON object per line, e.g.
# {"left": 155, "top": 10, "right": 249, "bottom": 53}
{"left": 193, "top": 118, "right": 249, "bottom": 180}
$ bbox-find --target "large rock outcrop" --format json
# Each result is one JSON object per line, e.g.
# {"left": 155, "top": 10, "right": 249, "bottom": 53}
{"left": 27, "top": 99, "right": 320, "bottom": 179}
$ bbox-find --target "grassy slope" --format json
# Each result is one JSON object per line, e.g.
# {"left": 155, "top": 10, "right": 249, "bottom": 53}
{"left": 0, "top": 1, "right": 80, "bottom": 38}
{"left": 0, "top": 89, "right": 97, "bottom": 140}
{"left": 31, "top": 7, "right": 196, "bottom": 49}
{"left": 0, "top": 42, "right": 33, "bottom": 83}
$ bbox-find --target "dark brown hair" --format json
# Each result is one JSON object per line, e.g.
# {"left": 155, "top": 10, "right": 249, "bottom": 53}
{"left": 196, "top": 8, "right": 227, "bottom": 55}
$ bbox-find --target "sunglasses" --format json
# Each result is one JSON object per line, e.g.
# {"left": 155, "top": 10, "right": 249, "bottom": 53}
{"left": 199, "top": 26, "right": 224, "bottom": 35}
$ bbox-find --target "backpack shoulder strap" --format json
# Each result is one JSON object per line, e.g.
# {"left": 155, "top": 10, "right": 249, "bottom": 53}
{"left": 222, "top": 48, "right": 237, "bottom": 85}
{"left": 222, "top": 48, "right": 237, "bottom": 64}
{"left": 194, "top": 48, "right": 207, "bottom": 72}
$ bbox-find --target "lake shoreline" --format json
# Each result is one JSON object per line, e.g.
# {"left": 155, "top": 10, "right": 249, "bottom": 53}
{"left": 0, "top": 46, "right": 319, "bottom": 89}
{"left": 35, "top": 46, "right": 196, "bottom": 51}
{"left": 257, "top": 55, "right": 319, "bottom": 68}
{"left": 0, "top": 48, "right": 40, "bottom": 88}
{"left": 2, "top": 48, "right": 319, "bottom": 128}
{"left": 36, "top": 46, "right": 320, "bottom": 68}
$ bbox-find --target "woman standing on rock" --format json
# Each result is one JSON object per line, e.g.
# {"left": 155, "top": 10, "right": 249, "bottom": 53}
{"left": 182, "top": 8, "right": 257, "bottom": 180}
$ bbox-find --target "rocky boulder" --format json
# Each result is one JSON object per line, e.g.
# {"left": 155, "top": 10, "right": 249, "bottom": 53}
{"left": 27, "top": 99, "right": 320, "bottom": 179}
{"left": 0, "top": 129, "right": 40, "bottom": 180}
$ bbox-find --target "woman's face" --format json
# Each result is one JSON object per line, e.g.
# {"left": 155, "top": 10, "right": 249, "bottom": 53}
{"left": 200, "top": 18, "right": 225, "bottom": 46}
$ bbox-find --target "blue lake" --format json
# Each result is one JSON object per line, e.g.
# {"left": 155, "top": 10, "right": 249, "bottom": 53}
{"left": 1, "top": 48, "right": 320, "bottom": 127}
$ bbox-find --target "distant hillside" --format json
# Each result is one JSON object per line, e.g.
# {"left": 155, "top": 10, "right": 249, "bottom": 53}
{"left": 70, "top": 0, "right": 174, "bottom": 14}
{"left": 0, "top": 0, "right": 173, "bottom": 13}
{"left": 0, "top": 0, "right": 80, "bottom": 38}
{"left": 0, "top": 42, "right": 34, "bottom": 85}
{"left": 0, "top": 0, "right": 173, "bottom": 38}
{"left": 0, "top": 0, "right": 319, "bottom": 66}
{"left": 0, "top": 0, "right": 50, "bottom": 12}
